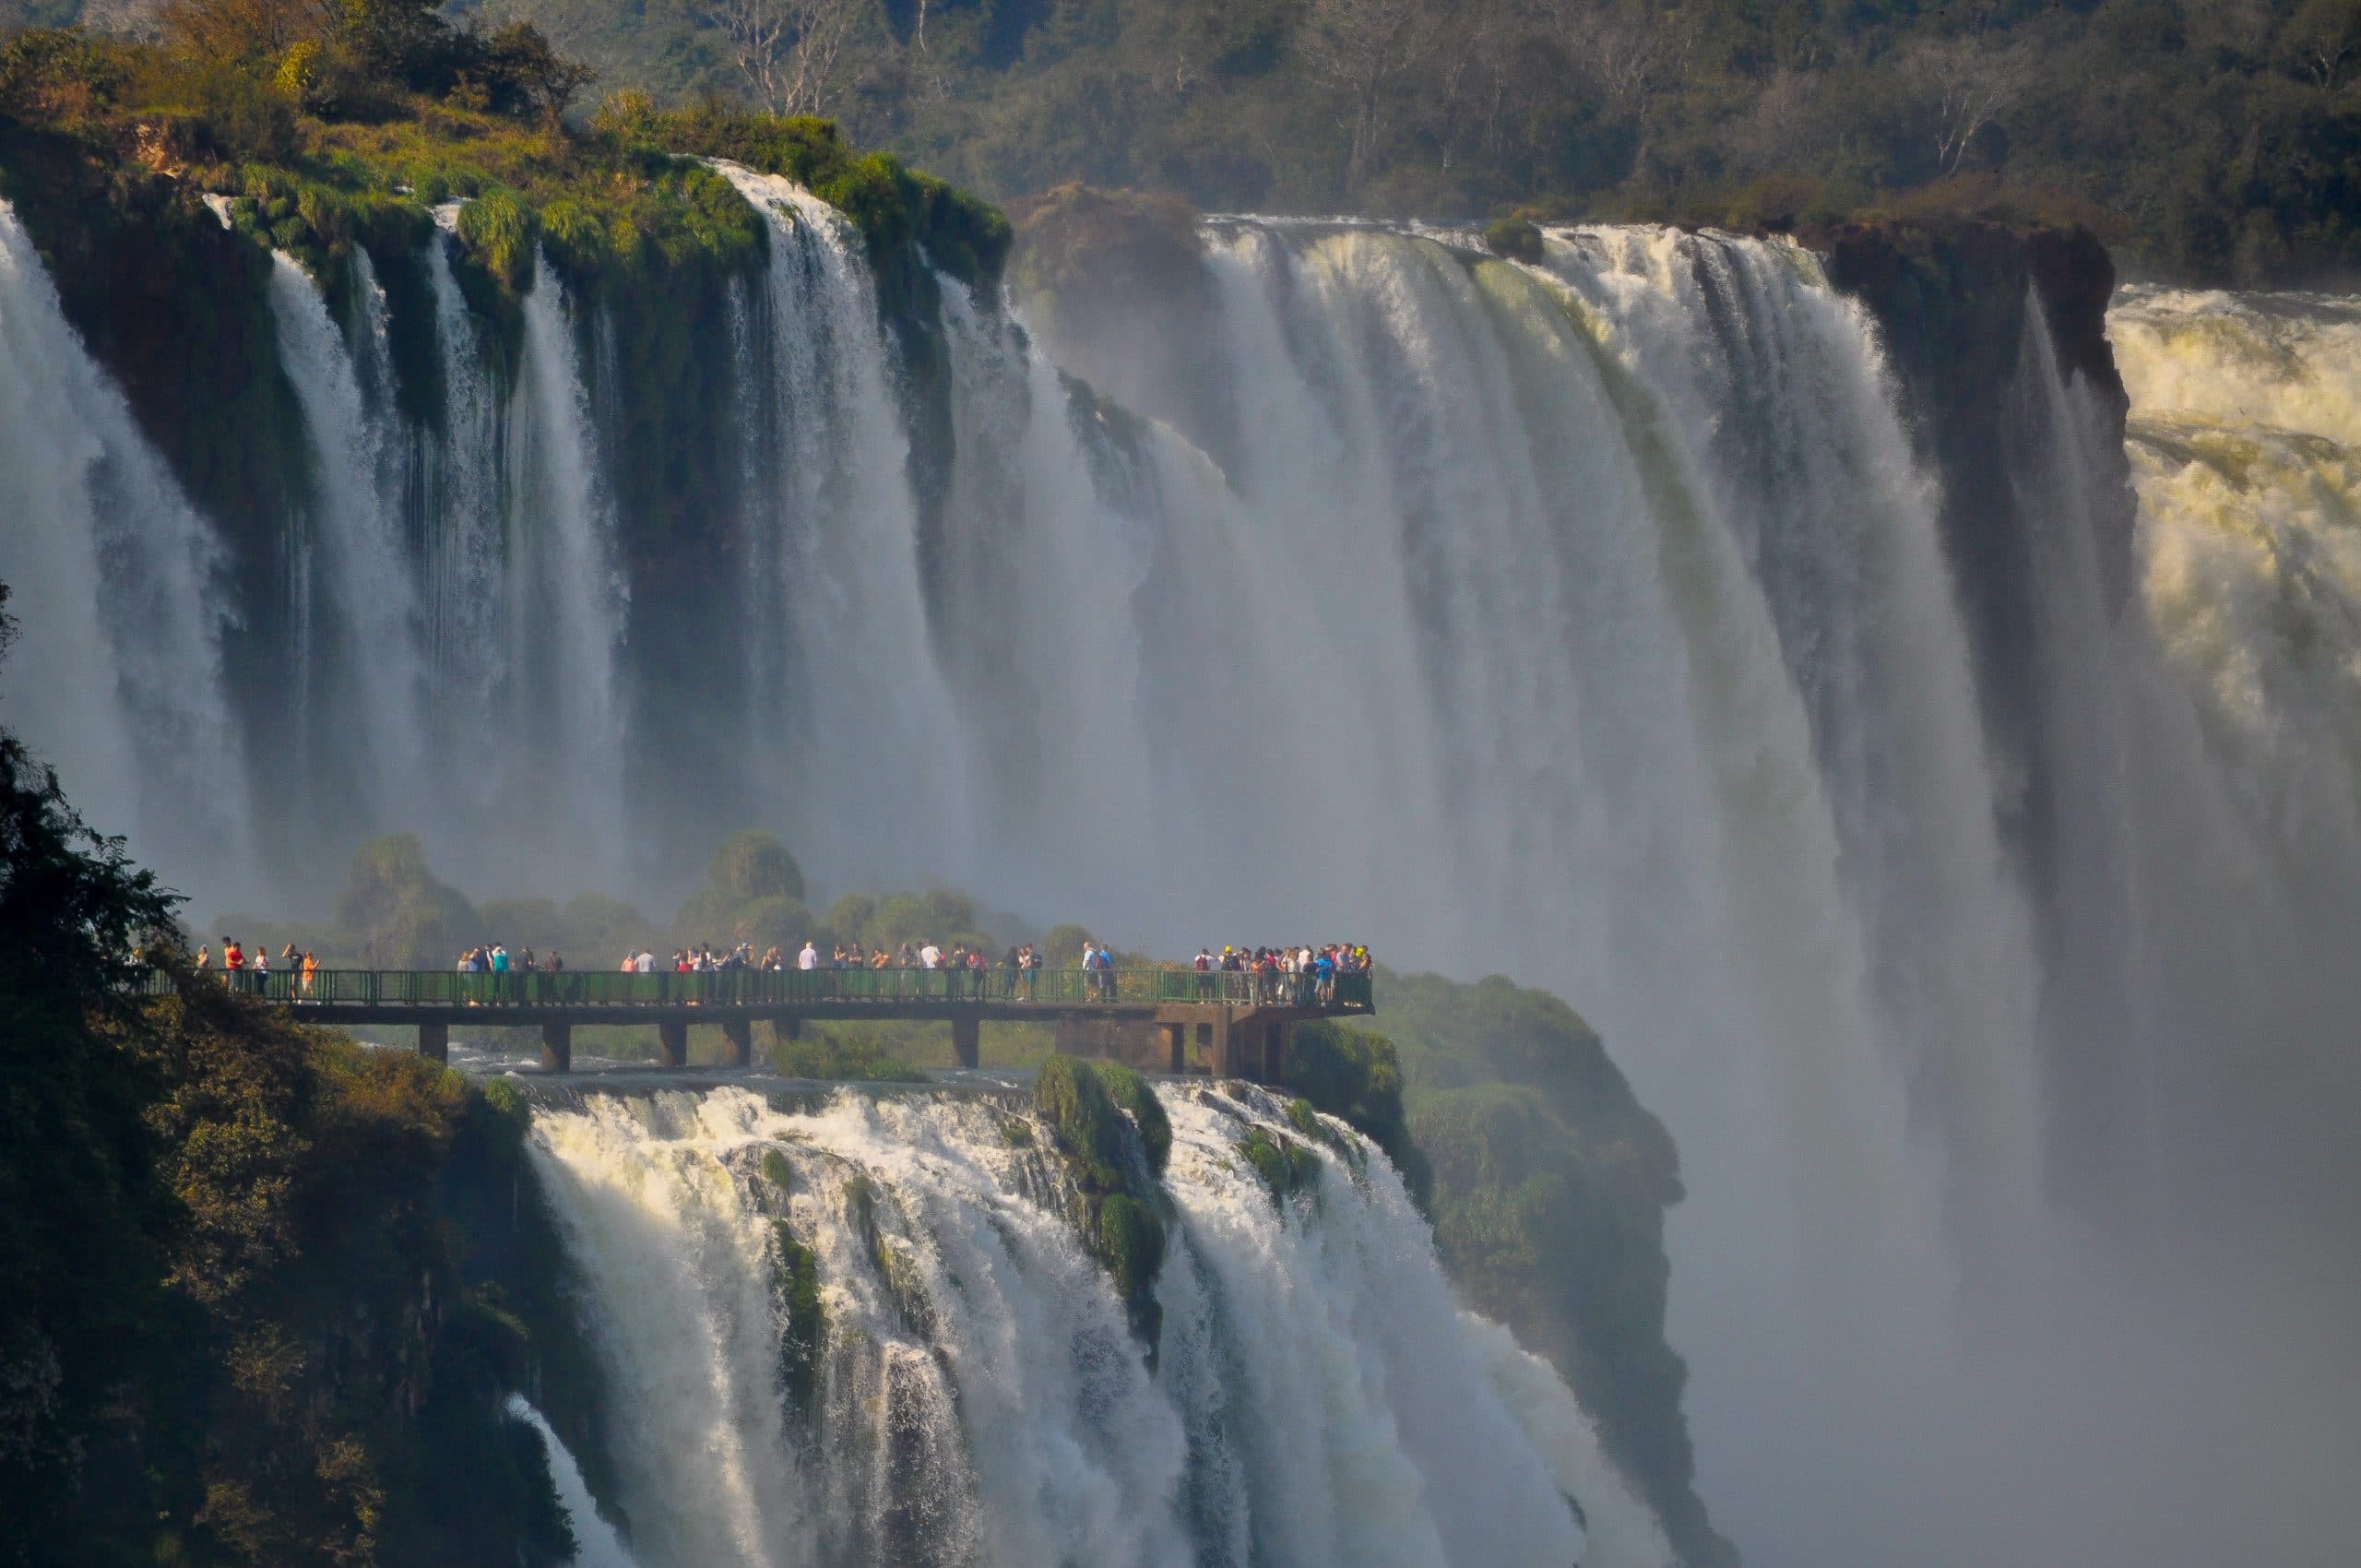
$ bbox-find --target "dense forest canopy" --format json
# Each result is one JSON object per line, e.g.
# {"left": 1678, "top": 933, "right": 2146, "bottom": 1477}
{"left": 18, "top": 0, "right": 2348, "bottom": 283}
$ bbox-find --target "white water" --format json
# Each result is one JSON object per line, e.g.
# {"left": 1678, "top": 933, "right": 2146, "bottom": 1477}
{"left": 505, "top": 253, "right": 628, "bottom": 884}
{"left": 10, "top": 177, "right": 2361, "bottom": 1565}
{"left": 526, "top": 1083, "right": 1663, "bottom": 1568}
{"left": 267, "top": 249, "right": 435, "bottom": 825}
{"left": 507, "top": 1396, "right": 647, "bottom": 1568}
{"left": 719, "top": 162, "right": 968, "bottom": 873}
{"left": 258, "top": 232, "right": 630, "bottom": 888}
{"left": 2113, "top": 289, "right": 2361, "bottom": 883}
{"left": 0, "top": 202, "right": 250, "bottom": 896}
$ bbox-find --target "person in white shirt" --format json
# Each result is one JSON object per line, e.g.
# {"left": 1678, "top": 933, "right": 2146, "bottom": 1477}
{"left": 919, "top": 943, "right": 942, "bottom": 969}
{"left": 797, "top": 941, "right": 818, "bottom": 970}
{"left": 635, "top": 949, "right": 655, "bottom": 974}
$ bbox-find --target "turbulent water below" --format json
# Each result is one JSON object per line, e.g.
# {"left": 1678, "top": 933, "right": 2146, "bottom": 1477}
{"left": 522, "top": 1083, "right": 1668, "bottom": 1568}
{"left": 6, "top": 176, "right": 2361, "bottom": 1567}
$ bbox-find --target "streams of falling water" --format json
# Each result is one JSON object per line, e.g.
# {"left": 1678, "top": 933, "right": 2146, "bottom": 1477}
{"left": 0, "top": 201, "right": 251, "bottom": 897}
{"left": 525, "top": 1083, "right": 1668, "bottom": 1568}
{"left": 10, "top": 168, "right": 2361, "bottom": 1567}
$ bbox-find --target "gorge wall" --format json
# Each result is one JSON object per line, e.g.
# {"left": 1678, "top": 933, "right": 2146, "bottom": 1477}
{"left": 6, "top": 137, "right": 2360, "bottom": 1567}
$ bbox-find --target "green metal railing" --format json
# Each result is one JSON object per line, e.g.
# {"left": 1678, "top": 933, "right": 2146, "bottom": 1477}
{"left": 149, "top": 967, "right": 1374, "bottom": 1011}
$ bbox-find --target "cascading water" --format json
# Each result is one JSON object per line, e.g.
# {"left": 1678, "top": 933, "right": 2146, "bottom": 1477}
{"left": 719, "top": 163, "right": 967, "bottom": 878}
{"left": 12, "top": 160, "right": 2361, "bottom": 1565}
{"left": 258, "top": 224, "right": 631, "bottom": 891}
{"left": 0, "top": 201, "right": 251, "bottom": 897}
{"left": 2112, "top": 288, "right": 2361, "bottom": 881}
{"left": 508, "top": 1396, "right": 646, "bottom": 1568}
{"left": 525, "top": 1082, "right": 1668, "bottom": 1568}
{"left": 504, "top": 252, "right": 628, "bottom": 881}
{"left": 267, "top": 248, "right": 435, "bottom": 824}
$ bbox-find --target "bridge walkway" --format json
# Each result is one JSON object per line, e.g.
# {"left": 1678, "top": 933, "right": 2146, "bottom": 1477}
{"left": 152, "top": 968, "right": 1375, "bottom": 1081}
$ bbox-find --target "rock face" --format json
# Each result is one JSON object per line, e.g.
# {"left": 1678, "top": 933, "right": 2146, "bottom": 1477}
{"left": 1816, "top": 219, "right": 2137, "bottom": 877}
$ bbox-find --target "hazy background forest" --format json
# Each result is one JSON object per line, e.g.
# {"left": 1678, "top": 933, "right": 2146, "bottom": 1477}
{"left": 14, "top": 0, "right": 2355, "bottom": 283}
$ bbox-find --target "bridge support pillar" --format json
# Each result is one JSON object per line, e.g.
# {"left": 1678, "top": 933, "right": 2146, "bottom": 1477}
{"left": 418, "top": 1021, "right": 448, "bottom": 1064}
{"left": 1194, "top": 1021, "right": 1212, "bottom": 1075}
{"left": 1262, "top": 1019, "right": 1290, "bottom": 1084}
{"left": 658, "top": 1020, "right": 688, "bottom": 1068}
{"left": 1162, "top": 1022, "right": 1187, "bottom": 1075}
{"left": 951, "top": 1014, "right": 980, "bottom": 1071}
{"left": 1206, "top": 1010, "right": 1234, "bottom": 1079}
{"left": 540, "top": 1023, "right": 572, "bottom": 1074}
{"left": 722, "top": 1018, "right": 753, "bottom": 1069}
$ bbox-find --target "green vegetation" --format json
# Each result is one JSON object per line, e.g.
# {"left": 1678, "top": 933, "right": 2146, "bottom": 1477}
{"left": 770, "top": 1223, "right": 826, "bottom": 1418}
{"left": 0, "top": 587, "right": 573, "bottom": 1566}
{"left": 1299, "top": 969, "right": 1735, "bottom": 1568}
{"left": 229, "top": 0, "right": 2356, "bottom": 286}
{"left": 773, "top": 1028, "right": 931, "bottom": 1082}
{"left": 1033, "top": 1055, "right": 1169, "bottom": 1346}
{"left": 1237, "top": 1122, "right": 1322, "bottom": 1203}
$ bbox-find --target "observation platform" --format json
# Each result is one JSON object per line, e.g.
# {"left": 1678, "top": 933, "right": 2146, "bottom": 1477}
{"left": 152, "top": 968, "right": 1374, "bottom": 1081}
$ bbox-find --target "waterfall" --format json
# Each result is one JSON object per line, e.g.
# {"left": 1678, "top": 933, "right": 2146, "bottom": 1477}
{"left": 2112, "top": 288, "right": 2361, "bottom": 881}
{"left": 505, "top": 253, "right": 628, "bottom": 884}
{"left": 259, "top": 229, "right": 631, "bottom": 890}
{"left": 421, "top": 225, "right": 504, "bottom": 683}
{"left": 266, "top": 249, "right": 434, "bottom": 826}
{"left": 14, "top": 172, "right": 2361, "bottom": 1565}
{"left": 507, "top": 1396, "right": 647, "bottom": 1568}
{"left": 718, "top": 162, "right": 967, "bottom": 880}
{"left": 0, "top": 201, "right": 251, "bottom": 896}
{"left": 525, "top": 1082, "right": 1661, "bottom": 1568}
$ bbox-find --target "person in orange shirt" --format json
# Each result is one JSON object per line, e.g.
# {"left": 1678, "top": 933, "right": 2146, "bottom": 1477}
{"left": 301, "top": 951, "right": 319, "bottom": 995}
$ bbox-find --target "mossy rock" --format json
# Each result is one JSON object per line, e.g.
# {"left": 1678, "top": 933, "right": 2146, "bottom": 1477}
{"left": 1484, "top": 216, "right": 1545, "bottom": 264}
{"left": 1240, "top": 1124, "right": 1322, "bottom": 1204}
{"left": 771, "top": 1222, "right": 825, "bottom": 1418}
{"left": 1032, "top": 1055, "right": 1173, "bottom": 1351}
{"left": 1033, "top": 1053, "right": 1130, "bottom": 1193}
{"left": 1096, "top": 1192, "right": 1165, "bottom": 1303}
{"left": 760, "top": 1148, "right": 795, "bottom": 1192}
{"left": 1286, "top": 1096, "right": 1365, "bottom": 1170}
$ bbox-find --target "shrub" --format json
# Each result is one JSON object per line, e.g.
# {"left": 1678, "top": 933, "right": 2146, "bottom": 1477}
{"left": 455, "top": 188, "right": 537, "bottom": 289}
{"left": 1483, "top": 214, "right": 1544, "bottom": 263}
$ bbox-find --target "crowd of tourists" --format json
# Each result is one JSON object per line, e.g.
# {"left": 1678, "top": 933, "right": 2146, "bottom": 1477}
{"left": 459, "top": 944, "right": 565, "bottom": 974}
{"left": 192, "top": 939, "right": 320, "bottom": 992}
{"left": 184, "top": 932, "right": 1370, "bottom": 1008}
{"left": 1190, "top": 944, "right": 1373, "bottom": 1006}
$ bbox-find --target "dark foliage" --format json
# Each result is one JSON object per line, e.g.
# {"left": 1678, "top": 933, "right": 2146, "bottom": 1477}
{"left": 0, "top": 585, "right": 573, "bottom": 1566}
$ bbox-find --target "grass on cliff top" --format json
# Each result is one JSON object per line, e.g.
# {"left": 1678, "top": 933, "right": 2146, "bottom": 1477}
{"left": 0, "top": 31, "right": 1008, "bottom": 295}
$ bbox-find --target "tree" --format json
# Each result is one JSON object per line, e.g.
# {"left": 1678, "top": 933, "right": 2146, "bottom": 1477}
{"left": 0, "top": 582, "right": 183, "bottom": 1549}
{"left": 702, "top": 0, "right": 861, "bottom": 115}
{"left": 483, "top": 19, "right": 597, "bottom": 128}
{"left": 2285, "top": 0, "right": 2361, "bottom": 91}
{"left": 1904, "top": 31, "right": 2034, "bottom": 175}
{"left": 1298, "top": 0, "right": 1439, "bottom": 192}
{"left": 158, "top": 0, "right": 335, "bottom": 60}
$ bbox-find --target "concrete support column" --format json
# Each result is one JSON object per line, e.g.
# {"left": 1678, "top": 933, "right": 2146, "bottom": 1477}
{"left": 1207, "top": 1009, "right": 1233, "bottom": 1079}
{"left": 1162, "top": 1022, "right": 1187, "bottom": 1075}
{"left": 722, "top": 1018, "right": 753, "bottom": 1069}
{"left": 418, "top": 1021, "right": 448, "bottom": 1064}
{"left": 1193, "top": 1021, "right": 1212, "bottom": 1075}
{"left": 658, "top": 1019, "right": 688, "bottom": 1068}
{"left": 951, "top": 1013, "right": 980, "bottom": 1071}
{"left": 540, "top": 1022, "right": 572, "bottom": 1074}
